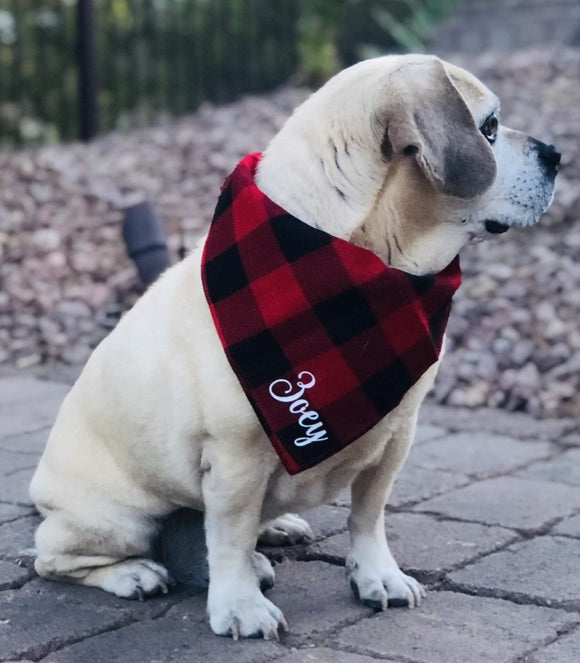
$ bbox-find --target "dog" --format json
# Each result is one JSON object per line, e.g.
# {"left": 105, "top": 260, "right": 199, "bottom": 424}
{"left": 29, "top": 54, "right": 559, "bottom": 640}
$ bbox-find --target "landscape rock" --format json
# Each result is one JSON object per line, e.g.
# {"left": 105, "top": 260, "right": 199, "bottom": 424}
{"left": 1, "top": 48, "right": 579, "bottom": 418}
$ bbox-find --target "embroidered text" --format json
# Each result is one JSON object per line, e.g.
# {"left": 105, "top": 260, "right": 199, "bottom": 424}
{"left": 268, "top": 372, "right": 329, "bottom": 447}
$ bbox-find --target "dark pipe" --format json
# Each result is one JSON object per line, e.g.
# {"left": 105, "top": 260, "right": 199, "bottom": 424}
{"left": 122, "top": 201, "right": 171, "bottom": 287}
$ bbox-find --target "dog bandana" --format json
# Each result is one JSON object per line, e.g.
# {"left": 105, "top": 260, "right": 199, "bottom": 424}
{"left": 202, "top": 153, "right": 461, "bottom": 474}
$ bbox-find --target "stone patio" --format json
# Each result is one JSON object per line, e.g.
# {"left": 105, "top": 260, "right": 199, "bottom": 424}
{"left": 1, "top": 374, "right": 579, "bottom": 662}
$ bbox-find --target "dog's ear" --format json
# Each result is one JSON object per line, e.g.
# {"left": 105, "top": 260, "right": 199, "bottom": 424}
{"left": 384, "top": 58, "right": 496, "bottom": 199}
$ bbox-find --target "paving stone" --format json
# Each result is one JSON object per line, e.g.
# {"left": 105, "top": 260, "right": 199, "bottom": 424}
{"left": 332, "top": 461, "right": 472, "bottom": 510}
{"left": 40, "top": 592, "right": 282, "bottom": 663}
{"left": 408, "top": 432, "right": 554, "bottom": 478}
{"left": 412, "top": 477, "right": 580, "bottom": 530}
{"left": 552, "top": 513, "right": 580, "bottom": 538}
{"left": 0, "top": 429, "right": 49, "bottom": 455}
{"left": 414, "top": 424, "right": 448, "bottom": 445}
{"left": 449, "top": 536, "right": 580, "bottom": 608}
{"left": 307, "top": 513, "right": 518, "bottom": 580}
{"left": 304, "top": 532, "right": 349, "bottom": 563}
{"left": 0, "top": 560, "right": 32, "bottom": 590}
{"left": 389, "top": 463, "right": 472, "bottom": 508}
{"left": 332, "top": 591, "right": 575, "bottom": 663}
{"left": 0, "top": 515, "right": 40, "bottom": 558}
{"left": 0, "top": 377, "right": 67, "bottom": 439}
{"left": 516, "top": 449, "right": 580, "bottom": 486}
{"left": 385, "top": 513, "right": 518, "bottom": 576}
{"left": 0, "top": 578, "right": 189, "bottom": 662}
{"left": 420, "top": 404, "right": 577, "bottom": 441}
{"left": 274, "top": 648, "right": 396, "bottom": 663}
{"left": 528, "top": 628, "right": 580, "bottom": 663}
{"left": 266, "top": 561, "right": 372, "bottom": 642}
{"left": 0, "top": 450, "right": 37, "bottom": 478}
{"left": 35, "top": 363, "right": 83, "bottom": 386}
{"left": 0, "top": 408, "right": 54, "bottom": 441}
{"left": 0, "top": 504, "right": 33, "bottom": 525}
{"left": 302, "top": 505, "right": 348, "bottom": 540}
{"left": 0, "top": 467, "right": 36, "bottom": 506}
{"left": 0, "top": 377, "right": 69, "bottom": 409}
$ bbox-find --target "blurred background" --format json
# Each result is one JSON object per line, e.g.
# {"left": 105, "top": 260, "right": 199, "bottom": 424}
{"left": 0, "top": 0, "right": 579, "bottom": 419}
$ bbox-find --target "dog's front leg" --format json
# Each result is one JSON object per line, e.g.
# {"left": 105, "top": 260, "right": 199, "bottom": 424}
{"left": 202, "top": 440, "right": 286, "bottom": 639}
{"left": 346, "top": 416, "right": 425, "bottom": 610}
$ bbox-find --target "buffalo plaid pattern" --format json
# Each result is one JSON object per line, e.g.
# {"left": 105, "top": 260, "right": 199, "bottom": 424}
{"left": 202, "top": 153, "right": 461, "bottom": 474}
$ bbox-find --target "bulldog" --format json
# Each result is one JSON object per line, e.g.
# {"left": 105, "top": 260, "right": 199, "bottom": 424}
{"left": 29, "top": 54, "right": 559, "bottom": 640}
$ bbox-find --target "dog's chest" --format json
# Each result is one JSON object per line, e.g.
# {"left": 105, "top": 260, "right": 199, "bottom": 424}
{"left": 260, "top": 359, "right": 439, "bottom": 517}
{"left": 263, "top": 414, "right": 397, "bottom": 515}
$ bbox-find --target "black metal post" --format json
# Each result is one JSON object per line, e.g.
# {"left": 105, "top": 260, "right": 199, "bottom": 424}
{"left": 77, "top": 0, "right": 99, "bottom": 141}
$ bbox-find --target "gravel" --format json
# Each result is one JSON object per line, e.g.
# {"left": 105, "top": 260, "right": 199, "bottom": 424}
{"left": 1, "top": 47, "right": 579, "bottom": 418}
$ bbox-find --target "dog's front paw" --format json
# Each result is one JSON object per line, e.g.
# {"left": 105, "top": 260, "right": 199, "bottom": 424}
{"left": 208, "top": 591, "right": 288, "bottom": 640}
{"left": 346, "top": 557, "right": 425, "bottom": 611}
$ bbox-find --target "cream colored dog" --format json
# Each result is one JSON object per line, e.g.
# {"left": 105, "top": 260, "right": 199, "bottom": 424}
{"left": 30, "top": 54, "right": 559, "bottom": 639}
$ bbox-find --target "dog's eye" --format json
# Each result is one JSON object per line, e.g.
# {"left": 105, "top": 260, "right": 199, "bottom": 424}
{"left": 481, "top": 113, "right": 498, "bottom": 144}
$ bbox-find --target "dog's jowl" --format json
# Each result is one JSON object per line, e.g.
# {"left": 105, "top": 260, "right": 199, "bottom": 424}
{"left": 29, "top": 54, "right": 559, "bottom": 640}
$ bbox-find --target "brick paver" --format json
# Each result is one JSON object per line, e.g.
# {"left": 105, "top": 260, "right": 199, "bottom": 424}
{"left": 412, "top": 476, "right": 580, "bottom": 531}
{"left": 332, "top": 592, "right": 576, "bottom": 663}
{"left": 1, "top": 373, "right": 579, "bottom": 662}
{"left": 515, "top": 448, "right": 580, "bottom": 486}
{"left": 449, "top": 536, "right": 580, "bottom": 608}
{"left": 553, "top": 513, "right": 580, "bottom": 538}
{"left": 528, "top": 629, "right": 580, "bottom": 663}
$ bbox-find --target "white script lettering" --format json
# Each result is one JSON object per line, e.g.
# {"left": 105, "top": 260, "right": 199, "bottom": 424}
{"left": 268, "top": 371, "right": 329, "bottom": 448}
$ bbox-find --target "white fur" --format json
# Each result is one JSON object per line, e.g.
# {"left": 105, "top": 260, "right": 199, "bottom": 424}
{"left": 29, "top": 55, "right": 557, "bottom": 639}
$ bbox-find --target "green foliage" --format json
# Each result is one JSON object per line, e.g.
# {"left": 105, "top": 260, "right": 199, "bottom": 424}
{"left": 298, "top": 0, "right": 457, "bottom": 84}
{"left": 297, "top": 1, "right": 344, "bottom": 86}
{"left": 0, "top": 0, "right": 78, "bottom": 146}
{"left": 370, "top": 0, "right": 457, "bottom": 55}
{"left": 0, "top": 0, "right": 456, "bottom": 146}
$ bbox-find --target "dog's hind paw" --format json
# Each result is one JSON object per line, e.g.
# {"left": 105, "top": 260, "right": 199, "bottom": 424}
{"left": 97, "top": 559, "right": 175, "bottom": 600}
{"left": 252, "top": 551, "right": 275, "bottom": 591}
{"left": 258, "top": 513, "right": 314, "bottom": 546}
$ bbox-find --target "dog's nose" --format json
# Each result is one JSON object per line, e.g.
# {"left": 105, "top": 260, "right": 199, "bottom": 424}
{"left": 536, "top": 141, "right": 561, "bottom": 170}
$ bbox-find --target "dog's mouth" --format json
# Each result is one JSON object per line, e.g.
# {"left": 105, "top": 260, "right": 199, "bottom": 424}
{"left": 484, "top": 220, "right": 510, "bottom": 234}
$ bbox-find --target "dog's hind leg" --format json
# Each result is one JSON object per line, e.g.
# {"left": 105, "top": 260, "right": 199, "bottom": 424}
{"left": 33, "top": 504, "right": 173, "bottom": 599}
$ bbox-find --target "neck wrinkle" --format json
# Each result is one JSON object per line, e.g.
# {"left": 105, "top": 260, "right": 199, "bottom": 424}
{"left": 257, "top": 135, "right": 384, "bottom": 243}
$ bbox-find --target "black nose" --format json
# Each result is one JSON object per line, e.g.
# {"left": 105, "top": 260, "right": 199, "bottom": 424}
{"left": 536, "top": 141, "right": 561, "bottom": 170}
{"left": 485, "top": 220, "right": 510, "bottom": 234}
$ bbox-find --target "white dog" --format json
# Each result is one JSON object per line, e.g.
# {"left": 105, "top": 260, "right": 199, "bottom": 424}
{"left": 30, "top": 54, "right": 559, "bottom": 640}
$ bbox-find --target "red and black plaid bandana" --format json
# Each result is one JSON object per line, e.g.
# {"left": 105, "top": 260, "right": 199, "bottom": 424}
{"left": 202, "top": 153, "right": 461, "bottom": 474}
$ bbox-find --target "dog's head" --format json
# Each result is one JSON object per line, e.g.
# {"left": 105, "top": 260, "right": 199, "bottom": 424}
{"left": 257, "top": 54, "right": 560, "bottom": 275}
